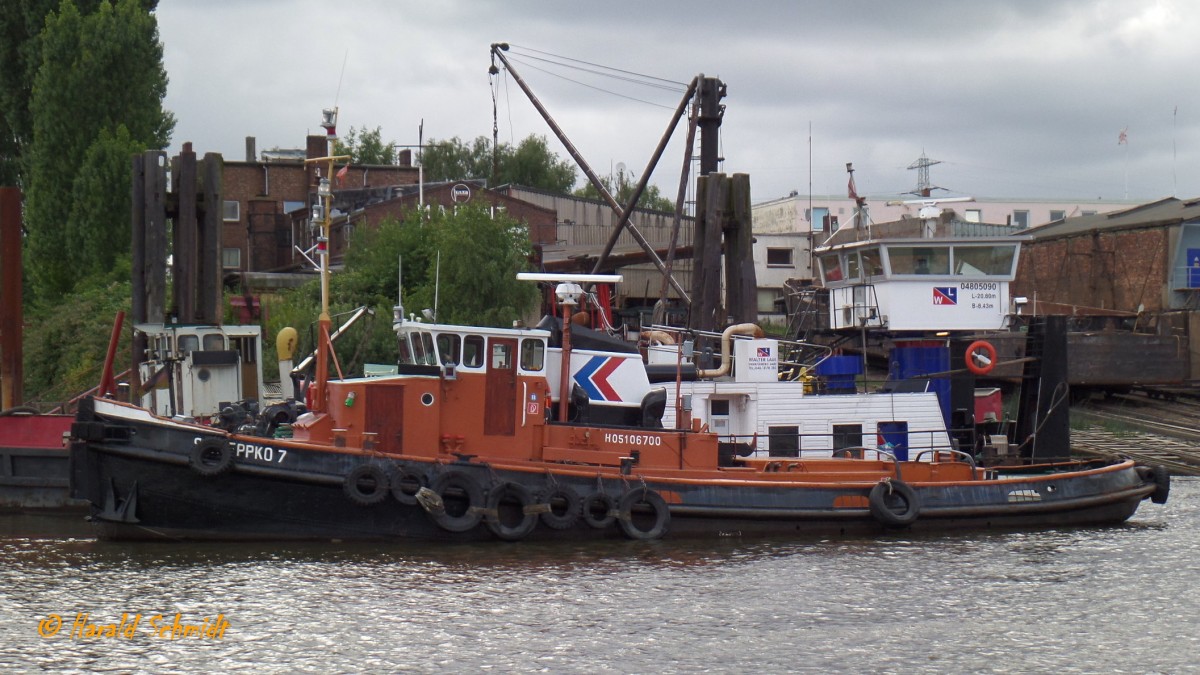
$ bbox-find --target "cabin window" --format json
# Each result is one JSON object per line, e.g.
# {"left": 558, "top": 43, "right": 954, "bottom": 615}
{"left": 436, "top": 333, "right": 461, "bottom": 366}
{"left": 889, "top": 246, "right": 949, "bottom": 275}
{"left": 818, "top": 253, "right": 843, "bottom": 283}
{"left": 953, "top": 245, "right": 1017, "bottom": 276}
{"left": 462, "top": 335, "right": 485, "bottom": 368}
{"left": 833, "top": 424, "right": 863, "bottom": 452}
{"left": 766, "top": 247, "right": 793, "bottom": 267}
{"left": 491, "top": 342, "right": 512, "bottom": 370}
{"left": 519, "top": 338, "right": 545, "bottom": 371}
{"left": 768, "top": 425, "right": 800, "bottom": 457}
{"left": 202, "top": 334, "right": 224, "bottom": 351}
{"left": 178, "top": 335, "right": 199, "bottom": 354}
{"left": 860, "top": 248, "right": 883, "bottom": 277}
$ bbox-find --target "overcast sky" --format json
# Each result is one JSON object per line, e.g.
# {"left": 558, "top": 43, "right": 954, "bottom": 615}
{"left": 156, "top": 0, "right": 1198, "bottom": 205}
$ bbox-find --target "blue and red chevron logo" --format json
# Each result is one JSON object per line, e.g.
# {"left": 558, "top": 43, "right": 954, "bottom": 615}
{"left": 573, "top": 356, "right": 623, "bottom": 402}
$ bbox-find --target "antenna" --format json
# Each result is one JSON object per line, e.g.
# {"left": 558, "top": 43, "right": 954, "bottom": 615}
{"left": 334, "top": 49, "right": 349, "bottom": 107}
{"left": 433, "top": 250, "right": 441, "bottom": 323}
{"left": 394, "top": 255, "right": 405, "bottom": 325}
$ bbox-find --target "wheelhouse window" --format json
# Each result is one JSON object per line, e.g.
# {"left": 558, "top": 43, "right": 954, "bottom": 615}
{"left": 818, "top": 253, "right": 843, "bottom": 283}
{"left": 953, "top": 245, "right": 1017, "bottom": 276}
{"left": 844, "top": 252, "right": 861, "bottom": 281}
{"left": 178, "top": 335, "right": 199, "bottom": 354}
{"left": 520, "top": 338, "right": 545, "bottom": 371}
{"left": 436, "top": 333, "right": 461, "bottom": 366}
{"left": 888, "top": 246, "right": 949, "bottom": 275}
{"left": 860, "top": 248, "right": 883, "bottom": 277}
{"left": 462, "top": 335, "right": 485, "bottom": 369}
{"left": 202, "top": 334, "right": 225, "bottom": 351}
{"left": 398, "top": 331, "right": 437, "bottom": 366}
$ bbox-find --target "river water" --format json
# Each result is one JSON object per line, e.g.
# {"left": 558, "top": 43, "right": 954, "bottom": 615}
{"left": 1, "top": 478, "right": 1196, "bottom": 674}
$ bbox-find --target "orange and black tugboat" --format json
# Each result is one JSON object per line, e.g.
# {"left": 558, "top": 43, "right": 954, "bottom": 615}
{"left": 67, "top": 269, "right": 1170, "bottom": 542}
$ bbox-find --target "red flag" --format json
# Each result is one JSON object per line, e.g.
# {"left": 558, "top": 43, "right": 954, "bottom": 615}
{"left": 847, "top": 174, "right": 859, "bottom": 201}
{"left": 1118, "top": 127, "right": 1128, "bottom": 145}
{"left": 336, "top": 163, "right": 349, "bottom": 186}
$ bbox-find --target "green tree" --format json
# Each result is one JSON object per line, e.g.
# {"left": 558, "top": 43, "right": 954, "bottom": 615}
{"left": 264, "top": 204, "right": 539, "bottom": 375}
{"left": 333, "top": 125, "right": 398, "bottom": 165}
{"left": 421, "top": 134, "right": 576, "bottom": 193}
{"left": 573, "top": 168, "right": 676, "bottom": 212}
{"left": 0, "top": 0, "right": 155, "bottom": 186}
{"left": 23, "top": 0, "right": 173, "bottom": 301}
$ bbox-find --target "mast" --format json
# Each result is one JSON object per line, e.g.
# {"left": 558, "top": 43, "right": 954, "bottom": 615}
{"left": 303, "top": 107, "right": 351, "bottom": 412}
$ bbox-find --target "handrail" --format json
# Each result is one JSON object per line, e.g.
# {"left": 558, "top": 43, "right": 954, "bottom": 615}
{"left": 913, "top": 448, "right": 978, "bottom": 472}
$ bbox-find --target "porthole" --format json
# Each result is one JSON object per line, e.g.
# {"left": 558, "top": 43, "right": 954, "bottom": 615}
{"left": 421, "top": 392, "right": 435, "bottom": 406}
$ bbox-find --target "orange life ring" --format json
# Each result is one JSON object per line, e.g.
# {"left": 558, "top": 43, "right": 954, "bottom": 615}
{"left": 965, "top": 340, "right": 997, "bottom": 375}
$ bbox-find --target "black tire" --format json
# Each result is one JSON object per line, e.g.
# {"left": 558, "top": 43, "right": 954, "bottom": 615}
{"left": 617, "top": 488, "right": 670, "bottom": 541}
{"left": 1150, "top": 465, "right": 1171, "bottom": 505}
{"left": 581, "top": 492, "right": 617, "bottom": 529}
{"left": 0, "top": 406, "right": 39, "bottom": 417}
{"left": 189, "top": 438, "right": 234, "bottom": 477}
{"left": 485, "top": 481, "right": 539, "bottom": 541}
{"left": 868, "top": 480, "right": 920, "bottom": 528}
{"left": 538, "top": 485, "right": 582, "bottom": 530}
{"left": 344, "top": 464, "right": 390, "bottom": 506}
{"left": 429, "top": 470, "right": 485, "bottom": 533}
{"left": 391, "top": 465, "right": 427, "bottom": 505}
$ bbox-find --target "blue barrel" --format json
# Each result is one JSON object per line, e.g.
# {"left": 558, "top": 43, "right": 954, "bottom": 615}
{"left": 891, "top": 342, "right": 951, "bottom": 428}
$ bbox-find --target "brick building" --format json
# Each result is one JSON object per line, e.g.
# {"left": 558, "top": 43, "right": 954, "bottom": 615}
{"left": 1014, "top": 197, "right": 1200, "bottom": 314}
{"left": 221, "top": 135, "right": 418, "bottom": 278}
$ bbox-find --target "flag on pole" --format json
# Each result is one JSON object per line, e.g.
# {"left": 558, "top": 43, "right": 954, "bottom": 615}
{"left": 1118, "top": 127, "right": 1128, "bottom": 145}
{"left": 848, "top": 174, "right": 859, "bottom": 201}
{"left": 336, "top": 163, "right": 349, "bottom": 186}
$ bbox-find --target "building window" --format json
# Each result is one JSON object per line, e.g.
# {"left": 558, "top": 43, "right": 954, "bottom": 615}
{"left": 1013, "top": 210, "right": 1030, "bottom": 229}
{"left": 965, "top": 209, "right": 982, "bottom": 223}
{"left": 766, "top": 247, "right": 794, "bottom": 267}
{"left": 223, "top": 200, "right": 240, "bottom": 222}
{"left": 221, "top": 247, "right": 241, "bottom": 269}
{"left": 283, "top": 200, "right": 305, "bottom": 214}
{"left": 1049, "top": 210, "right": 1066, "bottom": 222}
{"left": 1082, "top": 210, "right": 1096, "bottom": 216}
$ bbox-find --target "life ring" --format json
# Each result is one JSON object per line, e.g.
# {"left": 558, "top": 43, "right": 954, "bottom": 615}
{"left": 485, "top": 481, "right": 539, "bottom": 541}
{"left": 429, "top": 470, "right": 486, "bottom": 533}
{"left": 189, "top": 438, "right": 234, "bottom": 477}
{"left": 1150, "top": 465, "right": 1171, "bottom": 505}
{"left": 965, "top": 340, "right": 997, "bottom": 376}
{"left": 391, "top": 465, "right": 427, "bottom": 505}
{"left": 538, "top": 484, "right": 582, "bottom": 530}
{"left": 344, "top": 464, "right": 391, "bottom": 506}
{"left": 868, "top": 480, "right": 921, "bottom": 528}
{"left": 581, "top": 492, "right": 617, "bottom": 529}
{"left": 617, "top": 488, "right": 670, "bottom": 541}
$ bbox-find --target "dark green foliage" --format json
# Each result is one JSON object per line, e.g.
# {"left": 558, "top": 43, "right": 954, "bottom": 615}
{"left": 333, "top": 126, "right": 398, "bottom": 165}
{"left": 22, "top": 270, "right": 132, "bottom": 406}
{"left": 421, "top": 134, "right": 576, "bottom": 193}
{"left": 573, "top": 170, "right": 676, "bottom": 212}
{"left": 24, "top": 0, "right": 173, "bottom": 302}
